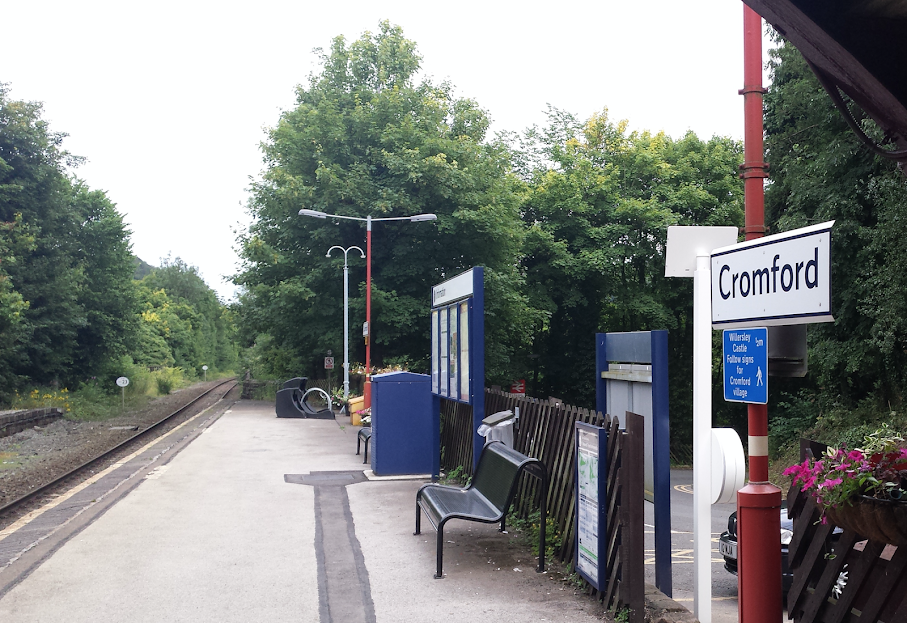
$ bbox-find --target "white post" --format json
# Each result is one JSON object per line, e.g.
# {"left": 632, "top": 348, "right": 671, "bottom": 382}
{"left": 342, "top": 258, "right": 350, "bottom": 400}
{"left": 693, "top": 253, "right": 712, "bottom": 623}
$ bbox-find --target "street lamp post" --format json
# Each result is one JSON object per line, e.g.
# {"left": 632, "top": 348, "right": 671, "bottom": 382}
{"left": 326, "top": 245, "right": 365, "bottom": 401}
{"left": 299, "top": 209, "right": 437, "bottom": 408}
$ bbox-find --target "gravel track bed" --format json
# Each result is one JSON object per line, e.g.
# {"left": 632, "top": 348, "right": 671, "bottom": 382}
{"left": 0, "top": 380, "right": 239, "bottom": 528}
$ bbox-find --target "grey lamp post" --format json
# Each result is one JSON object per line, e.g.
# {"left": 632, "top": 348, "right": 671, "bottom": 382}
{"left": 300, "top": 209, "right": 437, "bottom": 407}
{"left": 327, "top": 245, "right": 365, "bottom": 400}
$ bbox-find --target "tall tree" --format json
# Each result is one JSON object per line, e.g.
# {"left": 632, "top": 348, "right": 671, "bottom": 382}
{"left": 142, "top": 258, "right": 237, "bottom": 373}
{"left": 517, "top": 107, "right": 744, "bottom": 442}
{"left": 70, "top": 181, "right": 140, "bottom": 379}
{"left": 763, "top": 37, "right": 907, "bottom": 424}
{"left": 235, "top": 22, "right": 535, "bottom": 382}
{"left": 0, "top": 84, "right": 143, "bottom": 392}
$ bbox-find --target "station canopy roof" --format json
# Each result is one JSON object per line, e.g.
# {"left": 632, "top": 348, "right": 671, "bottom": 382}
{"left": 743, "top": 0, "right": 907, "bottom": 160}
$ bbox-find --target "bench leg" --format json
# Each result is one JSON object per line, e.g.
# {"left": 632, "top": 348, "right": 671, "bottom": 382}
{"left": 414, "top": 502, "right": 422, "bottom": 535}
{"left": 435, "top": 524, "right": 445, "bottom": 579}
{"left": 363, "top": 438, "right": 370, "bottom": 464}
{"left": 356, "top": 436, "right": 361, "bottom": 456}
{"left": 499, "top": 517, "right": 506, "bottom": 532}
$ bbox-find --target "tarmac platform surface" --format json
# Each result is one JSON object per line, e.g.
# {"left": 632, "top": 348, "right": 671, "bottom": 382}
{"left": 0, "top": 399, "right": 608, "bottom": 622}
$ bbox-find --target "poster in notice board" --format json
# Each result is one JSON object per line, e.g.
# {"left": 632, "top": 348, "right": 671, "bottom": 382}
{"left": 575, "top": 422, "right": 606, "bottom": 591}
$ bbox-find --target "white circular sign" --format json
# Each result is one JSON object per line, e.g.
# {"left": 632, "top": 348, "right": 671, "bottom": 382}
{"left": 116, "top": 376, "right": 130, "bottom": 388}
{"left": 202, "top": 365, "right": 208, "bottom": 370}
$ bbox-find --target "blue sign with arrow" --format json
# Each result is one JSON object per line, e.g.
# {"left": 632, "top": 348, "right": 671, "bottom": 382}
{"left": 723, "top": 328, "right": 768, "bottom": 404}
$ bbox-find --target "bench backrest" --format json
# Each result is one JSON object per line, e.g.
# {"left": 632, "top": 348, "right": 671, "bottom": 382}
{"left": 470, "top": 442, "right": 534, "bottom": 512}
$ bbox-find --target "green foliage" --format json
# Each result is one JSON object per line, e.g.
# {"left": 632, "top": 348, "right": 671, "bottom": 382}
{"left": 515, "top": 106, "right": 743, "bottom": 445}
{"left": 233, "top": 21, "right": 533, "bottom": 384}
{"left": 135, "top": 258, "right": 238, "bottom": 374}
{"left": 506, "top": 508, "right": 561, "bottom": 562}
{"left": 440, "top": 464, "right": 471, "bottom": 486}
{"left": 156, "top": 375, "right": 173, "bottom": 395}
{"left": 0, "top": 84, "right": 145, "bottom": 396}
{"left": 763, "top": 36, "right": 907, "bottom": 441}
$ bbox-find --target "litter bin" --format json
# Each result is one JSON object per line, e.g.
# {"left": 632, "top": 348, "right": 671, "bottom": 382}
{"left": 478, "top": 410, "right": 516, "bottom": 447}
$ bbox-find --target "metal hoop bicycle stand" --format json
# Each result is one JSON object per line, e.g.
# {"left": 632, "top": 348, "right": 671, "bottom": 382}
{"left": 276, "top": 385, "right": 335, "bottom": 419}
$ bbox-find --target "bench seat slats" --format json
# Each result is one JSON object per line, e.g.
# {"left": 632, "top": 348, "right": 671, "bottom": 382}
{"left": 418, "top": 487, "right": 499, "bottom": 529}
{"left": 414, "top": 441, "right": 548, "bottom": 578}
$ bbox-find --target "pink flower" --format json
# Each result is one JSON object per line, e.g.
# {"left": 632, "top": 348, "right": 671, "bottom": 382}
{"left": 848, "top": 450, "right": 864, "bottom": 461}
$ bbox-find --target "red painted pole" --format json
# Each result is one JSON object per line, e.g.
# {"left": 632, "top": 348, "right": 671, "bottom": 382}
{"left": 738, "top": 7, "right": 782, "bottom": 623}
{"left": 363, "top": 217, "right": 372, "bottom": 408}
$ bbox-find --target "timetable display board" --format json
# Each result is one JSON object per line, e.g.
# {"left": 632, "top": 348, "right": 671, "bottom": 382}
{"left": 431, "top": 267, "right": 485, "bottom": 467}
{"left": 575, "top": 421, "right": 606, "bottom": 592}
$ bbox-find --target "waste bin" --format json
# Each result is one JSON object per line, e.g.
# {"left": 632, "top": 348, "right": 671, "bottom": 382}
{"left": 371, "top": 371, "right": 439, "bottom": 476}
{"left": 478, "top": 409, "right": 516, "bottom": 447}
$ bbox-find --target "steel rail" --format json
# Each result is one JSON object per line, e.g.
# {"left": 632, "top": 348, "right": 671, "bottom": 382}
{"left": 0, "top": 378, "right": 237, "bottom": 518}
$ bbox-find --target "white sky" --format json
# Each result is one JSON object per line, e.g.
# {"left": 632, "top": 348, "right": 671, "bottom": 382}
{"left": 4, "top": 0, "right": 772, "bottom": 300}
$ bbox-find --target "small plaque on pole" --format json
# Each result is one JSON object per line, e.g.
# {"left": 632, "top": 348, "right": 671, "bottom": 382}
{"left": 324, "top": 357, "right": 335, "bottom": 370}
{"left": 723, "top": 328, "right": 768, "bottom": 404}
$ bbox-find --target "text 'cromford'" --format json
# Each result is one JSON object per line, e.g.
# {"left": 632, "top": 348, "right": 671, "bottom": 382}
{"left": 718, "top": 247, "right": 820, "bottom": 300}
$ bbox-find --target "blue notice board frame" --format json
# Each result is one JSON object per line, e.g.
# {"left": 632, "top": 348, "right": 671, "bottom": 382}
{"left": 595, "top": 330, "right": 672, "bottom": 597}
{"left": 575, "top": 421, "right": 607, "bottom": 592}
{"left": 430, "top": 267, "right": 485, "bottom": 468}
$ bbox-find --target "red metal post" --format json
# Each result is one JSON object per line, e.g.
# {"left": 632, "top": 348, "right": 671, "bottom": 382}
{"left": 363, "top": 218, "right": 372, "bottom": 408}
{"left": 739, "top": 7, "right": 782, "bottom": 623}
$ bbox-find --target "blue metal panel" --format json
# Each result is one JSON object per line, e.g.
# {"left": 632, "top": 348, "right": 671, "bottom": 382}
{"left": 594, "top": 330, "right": 673, "bottom": 598}
{"left": 605, "top": 331, "right": 653, "bottom": 363}
{"left": 595, "top": 333, "right": 607, "bottom": 416}
{"left": 650, "top": 330, "right": 672, "bottom": 597}
{"left": 471, "top": 267, "right": 485, "bottom": 469}
{"left": 370, "top": 372, "right": 435, "bottom": 475}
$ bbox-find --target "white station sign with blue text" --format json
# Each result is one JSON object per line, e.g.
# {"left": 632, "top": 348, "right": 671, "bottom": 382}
{"left": 711, "top": 221, "right": 833, "bottom": 329}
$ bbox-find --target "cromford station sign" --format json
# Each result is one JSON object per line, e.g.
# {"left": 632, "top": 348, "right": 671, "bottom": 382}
{"left": 710, "top": 221, "right": 834, "bottom": 329}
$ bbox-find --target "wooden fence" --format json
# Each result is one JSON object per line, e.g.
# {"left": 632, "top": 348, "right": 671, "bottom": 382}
{"left": 788, "top": 439, "right": 907, "bottom": 623}
{"left": 440, "top": 389, "right": 645, "bottom": 620}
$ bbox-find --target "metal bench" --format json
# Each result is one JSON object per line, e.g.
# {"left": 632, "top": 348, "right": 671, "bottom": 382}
{"left": 414, "top": 441, "right": 548, "bottom": 578}
{"left": 356, "top": 427, "right": 372, "bottom": 463}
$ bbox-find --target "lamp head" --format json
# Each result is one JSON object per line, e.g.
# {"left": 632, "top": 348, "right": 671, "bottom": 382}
{"left": 299, "top": 209, "right": 327, "bottom": 218}
{"left": 410, "top": 213, "right": 437, "bottom": 222}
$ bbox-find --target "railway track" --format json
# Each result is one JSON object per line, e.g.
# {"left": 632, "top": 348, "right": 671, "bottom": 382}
{"left": 0, "top": 378, "right": 237, "bottom": 523}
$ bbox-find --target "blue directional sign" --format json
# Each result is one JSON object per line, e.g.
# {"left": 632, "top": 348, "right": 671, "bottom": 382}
{"left": 723, "top": 328, "right": 768, "bottom": 404}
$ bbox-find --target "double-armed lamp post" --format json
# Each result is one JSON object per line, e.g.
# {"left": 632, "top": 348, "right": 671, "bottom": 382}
{"left": 326, "top": 245, "right": 365, "bottom": 400}
{"left": 299, "top": 209, "right": 437, "bottom": 407}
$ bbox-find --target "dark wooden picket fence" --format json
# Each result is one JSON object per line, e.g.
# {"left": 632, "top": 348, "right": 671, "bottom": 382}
{"left": 439, "top": 389, "right": 645, "bottom": 621}
{"left": 788, "top": 439, "right": 907, "bottom": 623}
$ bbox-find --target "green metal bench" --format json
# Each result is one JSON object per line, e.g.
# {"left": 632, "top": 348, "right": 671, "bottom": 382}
{"left": 414, "top": 441, "right": 548, "bottom": 578}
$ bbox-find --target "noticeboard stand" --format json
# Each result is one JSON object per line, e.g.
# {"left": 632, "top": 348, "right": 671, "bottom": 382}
{"left": 575, "top": 421, "right": 607, "bottom": 592}
{"left": 595, "top": 330, "right": 672, "bottom": 597}
{"left": 429, "top": 267, "right": 485, "bottom": 469}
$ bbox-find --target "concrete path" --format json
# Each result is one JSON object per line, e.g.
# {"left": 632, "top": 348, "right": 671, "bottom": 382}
{"left": 0, "top": 400, "right": 609, "bottom": 622}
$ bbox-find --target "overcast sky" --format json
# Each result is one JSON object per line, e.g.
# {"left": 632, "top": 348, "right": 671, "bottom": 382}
{"left": 4, "top": 0, "right": 772, "bottom": 300}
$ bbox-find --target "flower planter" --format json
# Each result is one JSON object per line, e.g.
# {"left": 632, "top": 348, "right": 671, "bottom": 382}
{"left": 826, "top": 496, "right": 907, "bottom": 546}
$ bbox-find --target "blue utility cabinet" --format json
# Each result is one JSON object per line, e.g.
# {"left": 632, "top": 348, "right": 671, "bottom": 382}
{"left": 371, "top": 371, "right": 439, "bottom": 477}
